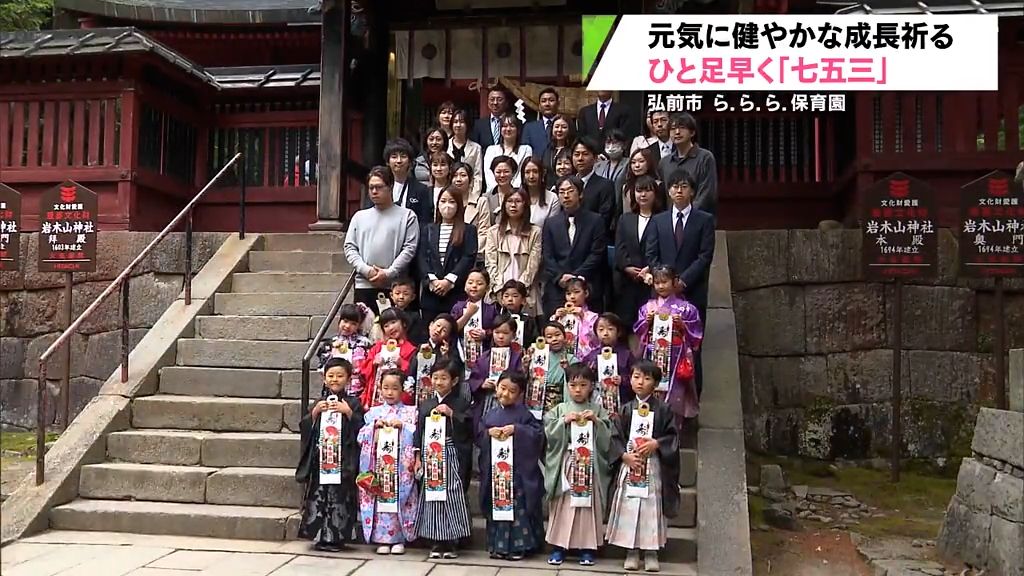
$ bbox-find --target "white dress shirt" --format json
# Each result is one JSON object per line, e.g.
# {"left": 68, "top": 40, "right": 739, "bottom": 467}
{"left": 672, "top": 204, "right": 692, "bottom": 234}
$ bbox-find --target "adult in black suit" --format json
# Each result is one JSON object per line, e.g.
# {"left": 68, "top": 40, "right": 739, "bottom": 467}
{"left": 416, "top": 187, "right": 478, "bottom": 324}
{"left": 522, "top": 87, "right": 560, "bottom": 157}
{"left": 469, "top": 88, "right": 509, "bottom": 149}
{"left": 644, "top": 169, "right": 715, "bottom": 396}
{"left": 364, "top": 138, "right": 433, "bottom": 225}
{"left": 540, "top": 175, "right": 607, "bottom": 317}
{"left": 614, "top": 174, "right": 664, "bottom": 327}
{"left": 571, "top": 137, "right": 616, "bottom": 232}
{"left": 576, "top": 91, "right": 637, "bottom": 144}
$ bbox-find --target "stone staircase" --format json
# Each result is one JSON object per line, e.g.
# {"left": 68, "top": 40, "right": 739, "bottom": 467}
{"left": 46, "top": 233, "right": 699, "bottom": 570}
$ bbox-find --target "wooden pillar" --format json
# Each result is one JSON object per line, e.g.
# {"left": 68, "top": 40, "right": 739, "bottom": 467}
{"left": 310, "top": 0, "right": 349, "bottom": 231}
{"left": 362, "top": 11, "right": 390, "bottom": 170}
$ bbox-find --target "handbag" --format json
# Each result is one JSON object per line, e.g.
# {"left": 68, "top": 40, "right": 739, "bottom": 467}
{"left": 676, "top": 347, "right": 695, "bottom": 381}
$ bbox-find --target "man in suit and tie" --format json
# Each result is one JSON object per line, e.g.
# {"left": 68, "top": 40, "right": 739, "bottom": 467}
{"left": 571, "top": 136, "right": 616, "bottom": 232}
{"left": 644, "top": 168, "right": 715, "bottom": 395}
{"left": 364, "top": 138, "right": 432, "bottom": 225}
{"left": 470, "top": 88, "right": 509, "bottom": 149}
{"left": 576, "top": 91, "right": 637, "bottom": 144}
{"left": 541, "top": 175, "right": 608, "bottom": 317}
{"left": 522, "top": 88, "right": 560, "bottom": 158}
{"left": 630, "top": 109, "right": 673, "bottom": 160}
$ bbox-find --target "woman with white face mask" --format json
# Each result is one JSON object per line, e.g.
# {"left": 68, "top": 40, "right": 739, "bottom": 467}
{"left": 416, "top": 186, "right": 479, "bottom": 325}
{"left": 595, "top": 129, "right": 630, "bottom": 217}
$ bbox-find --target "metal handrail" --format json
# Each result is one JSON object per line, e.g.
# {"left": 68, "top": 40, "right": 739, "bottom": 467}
{"left": 300, "top": 272, "right": 357, "bottom": 416}
{"left": 34, "top": 152, "right": 246, "bottom": 485}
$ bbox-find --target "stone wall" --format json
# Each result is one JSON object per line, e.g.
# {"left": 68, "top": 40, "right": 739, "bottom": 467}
{"left": 937, "top": 408, "right": 1023, "bottom": 576}
{"left": 0, "top": 232, "right": 229, "bottom": 430}
{"left": 729, "top": 229, "right": 1024, "bottom": 460}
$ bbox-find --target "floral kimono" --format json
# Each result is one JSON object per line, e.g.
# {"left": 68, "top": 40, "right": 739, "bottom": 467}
{"left": 552, "top": 307, "right": 599, "bottom": 359}
{"left": 634, "top": 295, "right": 703, "bottom": 422}
{"left": 356, "top": 402, "right": 420, "bottom": 544}
{"left": 317, "top": 333, "right": 374, "bottom": 396}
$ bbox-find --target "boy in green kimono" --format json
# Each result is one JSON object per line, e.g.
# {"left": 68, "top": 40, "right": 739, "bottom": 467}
{"left": 542, "top": 362, "right": 615, "bottom": 567}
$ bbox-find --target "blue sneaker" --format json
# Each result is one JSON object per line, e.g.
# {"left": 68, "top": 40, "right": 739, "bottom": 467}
{"left": 547, "top": 548, "right": 565, "bottom": 566}
{"left": 580, "top": 550, "right": 597, "bottom": 566}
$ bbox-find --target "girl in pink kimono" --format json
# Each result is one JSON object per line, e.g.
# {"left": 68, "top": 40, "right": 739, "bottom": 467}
{"left": 357, "top": 369, "right": 420, "bottom": 555}
{"left": 550, "top": 277, "right": 599, "bottom": 359}
{"left": 634, "top": 266, "right": 703, "bottom": 427}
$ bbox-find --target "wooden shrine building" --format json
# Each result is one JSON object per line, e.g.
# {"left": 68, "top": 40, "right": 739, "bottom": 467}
{"left": 1, "top": 0, "right": 1022, "bottom": 232}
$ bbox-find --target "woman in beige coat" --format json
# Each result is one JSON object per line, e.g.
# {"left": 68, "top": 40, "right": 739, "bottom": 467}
{"left": 452, "top": 161, "right": 492, "bottom": 265}
{"left": 485, "top": 188, "right": 542, "bottom": 315}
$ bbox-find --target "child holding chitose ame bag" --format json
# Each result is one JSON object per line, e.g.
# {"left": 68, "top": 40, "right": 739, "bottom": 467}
{"left": 496, "top": 280, "right": 538, "bottom": 352}
{"left": 413, "top": 357, "right": 473, "bottom": 559}
{"left": 477, "top": 371, "right": 546, "bottom": 561}
{"left": 605, "top": 359, "right": 680, "bottom": 573}
{"left": 581, "top": 312, "right": 637, "bottom": 415}
{"left": 523, "top": 322, "right": 578, "bottom": 420}
{"left": 357, "top": 369, "right": 419, "bottom": 555}
{"left": 406, "top": 314, "right": 458, "bottom": 405}
{"left": 550, "top": 277, "right": 599, "bottom": 359}
{"left": 295, "top": 357, "right": 365, "bottom": 552}
{"left": 634, "top": 265, "right": 703, "bottom": 430}
{"left": 468, "top": 314, "right": 523, "bottom": 431}
{"left": 452, "top": 269, "right": 498, "bottom": 369}
{"left": 317, "top": 303, "right": 376, "bottom": 397}
{"left": 543, "top": 363, "right": 615, "bottom": 567}
{"left": 360, "top": 308, "right": 418, "bottom": 408}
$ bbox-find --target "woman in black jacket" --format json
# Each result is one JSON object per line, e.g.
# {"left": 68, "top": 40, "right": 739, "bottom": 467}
{"left": 417, "top": 185, "right": 479, "bottom": 325}
{"left": 614, "top": 174, "right": 664, "bottom": 327}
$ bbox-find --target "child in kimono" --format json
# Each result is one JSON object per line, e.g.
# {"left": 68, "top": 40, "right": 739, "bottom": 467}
{"left": 634, "top": 266, "right": 703, "bottom": 429}
{"left": 525, "top": 322, "right": 579, "bottom": 415}
{"left": 360, "top": 308, "right": 418, "bottom": 409}
{"left": 357, "top": 369, "right": 420, "bottom": 555}
{"left": 468, "top": 314, "right": 524, "bottom": 433}
{"left": 605, "top": 359, "right": 680, "bottom": 573}
{"left": 413, "top": 357, "right": 473, "bottom": 558}
{"left": 317, "top": 303, "right": 376, "bottom": 397}
{"left": 405, "top": 314, "right": 458, "bottom": 404}
{"left": 497, "top": 280, "right": 538, "bottom": 352}
{"left": 543, "top": 363, "right": 614, "bottom": 567}
{"left": 550, "top": 278, "right": 599, "bottom": 359}
{"left": 477, "top": 370, "right": 546, "bottom": 561}
{"left": 296, "top": 357, "right": 365, "bottom": 552}
{"left": 452, "top": 269, "right": 498, "bottom": 368}
{"left": 581, "top": 313, "right": 637, "bottom": 411}
{"left": 390, "top": 277, "right": 426, "bottom": 345}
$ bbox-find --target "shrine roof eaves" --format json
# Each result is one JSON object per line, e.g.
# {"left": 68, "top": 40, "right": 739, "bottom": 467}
{"left": 0, "top": 27, "right": 219, "bottom": 87}
{"left": 54, "top": 0, "right": 320, "bottom": 24}
{"left": 826, "top": 0, "right": 1023, "bottom": 15}
{"left": 207, "top": 65, "right": 321, "bottom": 89}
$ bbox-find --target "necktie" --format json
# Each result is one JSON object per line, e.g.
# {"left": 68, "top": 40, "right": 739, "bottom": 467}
{"left": 491, "top": 117, "right": 500, "bottom": 145}
{"left": 675, "top": 211, "right": 685, "bottom": 249}
{"left": 598, "top": 103, "right": 607, "bottom": 129}
{"left": 568, "top": 216, "right": 576, "bottom": 245}
{"left": 662, "top": 143, "right": 671, "bottom": 157}
{"left": 543, "top": 117, "right": 550, "bottom": 132}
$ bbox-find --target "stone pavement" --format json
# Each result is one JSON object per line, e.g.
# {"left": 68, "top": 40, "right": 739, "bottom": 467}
{"left": 0, "top": 531, "right": 698, "bottom": 576}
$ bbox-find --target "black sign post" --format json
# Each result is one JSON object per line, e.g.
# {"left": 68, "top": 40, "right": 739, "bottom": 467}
{"left": 959, "top": 171, "right": 1022, "bottom": 410}
{"left": 860, "top": 172, "right": 939, "bottom": 482}
{"left": 0, "top": 184, "right": 21, "bottom": 272}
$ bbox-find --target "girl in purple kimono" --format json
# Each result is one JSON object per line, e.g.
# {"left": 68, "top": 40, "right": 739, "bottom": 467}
{"left": 634, "top": 266, "right": 703, "bottom": 426}
{"left": 452, "top": 269, "right": 499, "bottom": 370}
{"left": 581, "top": 313, "right": 637, "bottom": 410}
{"left": 549, "top": 277, "right": 599, "bottom": 359}
{"left": 477, "top": 371, "right": 546, "bottom": 560}
{"left": 468, "top": 314, "right": 524, "bottom": 432}
{"left": 357, "top": 369, "right": 420, "bottom": 555}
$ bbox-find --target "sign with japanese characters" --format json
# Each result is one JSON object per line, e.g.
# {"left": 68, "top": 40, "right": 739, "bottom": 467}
{"left": 37, "top": 180, "right": 98, "bottom": 273}
{"left": 566, "top": 419, "right": 595, "bottom": 508}
{"left": 423, "top": 412, "right": 448, "bottom": 502}
{"left": 861, "top": 172, "right": 938, "bottom": 281}
{"left": 583, "top": 15, "right": 998, "bottom": 91}
{"left": 0, "top": 184, "right": 21, "bottom": 272}
{"left": 318, "top": 398, "right": 343, "bottom": 485}
{"left": 959, "top": 171, "right": 1023, "bottom": 278}
{"left": 625, "top": 403, "right": 655, "bottom": 498}
{"left": 490, "top": 434, "right": 514, "bottom": 521}
{"left": 374, "top": 425, "right": 400, "bottom": 513}
{"left": 526, "top": 338, "right": 549, "bottom": 420}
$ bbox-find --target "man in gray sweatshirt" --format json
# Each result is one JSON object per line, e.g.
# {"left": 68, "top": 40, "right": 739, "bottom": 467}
{"left": 344, "top": 166, "right": 420, "bottom": 309}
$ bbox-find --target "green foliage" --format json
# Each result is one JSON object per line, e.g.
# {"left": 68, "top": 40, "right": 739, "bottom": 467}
{"left": 0, "top": 0, "right": 53, "bottom": 32}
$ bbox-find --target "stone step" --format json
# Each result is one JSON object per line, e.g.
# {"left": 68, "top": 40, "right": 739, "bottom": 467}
{"left": 49, "top": 499, "right": 295, "bottom": 541}
{"left": 106, "top": 430, "right": 299, "bottom": 468}
{"left": 196, "top": 315, "right": 313, "bottom": 341}
{"left": 248, "top": 251, "right": 348, "bottom": 273}
{"left": 262, "top": 233, "right": 344, "bottom": 253}
{"left": 681, "top": 448, "right": 697, "bottom": 488}
{"left": 131, "top": 396, "right": 300, "bottom": 433}
{"left": 78, "top": 463, "right": 301, "bottom": 508}
{"left": 159, "top": 366, "right": 284, "bottom": 398}
{"left": 176, "top": 339, "right": 308, "bottom": 370}
{"left": 214, "top": 292, "right": 335, "bottom": 316}
{"left": 231, "top": 272, "right": 351, "bottom": 294}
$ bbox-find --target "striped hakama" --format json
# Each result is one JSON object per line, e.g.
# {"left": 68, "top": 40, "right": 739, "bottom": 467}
{"left": 418, "top": 438, "right": 472, "bottom": 541}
